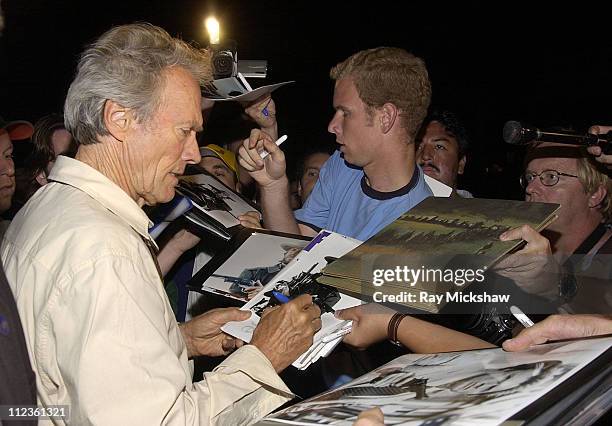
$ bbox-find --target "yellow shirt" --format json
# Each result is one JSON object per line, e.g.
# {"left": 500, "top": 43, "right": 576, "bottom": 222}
{"left": 1, "top": 156, "right": 292, "bottom": 425}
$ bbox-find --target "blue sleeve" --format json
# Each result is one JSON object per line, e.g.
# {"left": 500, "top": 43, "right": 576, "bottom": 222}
{"left": 294, "top": 151, "right": 338, "bottom": 231}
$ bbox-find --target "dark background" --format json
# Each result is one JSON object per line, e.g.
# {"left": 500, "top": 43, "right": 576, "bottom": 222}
{"left": 1, "top": 0, "right": 611, "bottom": 199}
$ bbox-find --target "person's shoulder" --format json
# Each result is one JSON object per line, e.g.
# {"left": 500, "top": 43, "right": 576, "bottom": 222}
{"left": 7, "top": 183, "right": 144, "bottom": 260}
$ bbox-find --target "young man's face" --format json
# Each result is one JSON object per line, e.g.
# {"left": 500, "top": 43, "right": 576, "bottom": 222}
{"left": 416, "top": 121, "right": 465, "bottom": 189}
{"left": 328, "top": 78, "right": 380, "bottom": 168}
{"left": 0, "top": 131, "right": 15, "bottom": 213}
{"left": 125, "top": 67, "right": 202, "bottom": 205}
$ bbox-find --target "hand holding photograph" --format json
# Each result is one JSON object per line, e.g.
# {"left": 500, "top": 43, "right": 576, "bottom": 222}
{"left": 177, "top": 173, "right": 259, "bottom": 229}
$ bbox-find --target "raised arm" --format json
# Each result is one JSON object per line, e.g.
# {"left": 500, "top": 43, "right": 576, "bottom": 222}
{"left": 238, "top": 128, "right": 316, "bottom": 236}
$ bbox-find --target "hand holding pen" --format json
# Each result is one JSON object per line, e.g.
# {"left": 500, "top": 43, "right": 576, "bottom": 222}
{"left": 238, "top": 128, "right": 288, "bottom": 187}
{"left": 244, "top": 95, "right": 278, "bottom": 140}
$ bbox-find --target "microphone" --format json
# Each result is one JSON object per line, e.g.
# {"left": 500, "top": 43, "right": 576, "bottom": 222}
{"left": 503, "top": 121, "right": 612, "bottom": 154}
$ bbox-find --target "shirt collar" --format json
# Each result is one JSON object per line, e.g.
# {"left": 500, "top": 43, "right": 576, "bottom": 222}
{"left": 48, "top": 156, "right": 156, "bottom": 246}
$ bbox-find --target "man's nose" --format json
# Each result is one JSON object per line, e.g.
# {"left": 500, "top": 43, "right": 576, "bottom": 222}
{"left": 328, "top": 112, "right": 341, "bottom": 136}
{"left": 183, "top": 131, "right": 201, "bottom": 164}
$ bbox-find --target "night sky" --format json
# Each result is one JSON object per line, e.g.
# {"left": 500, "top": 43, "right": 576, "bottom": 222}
{"left": 1, "top": 0, "right": 611, "bottom": 198}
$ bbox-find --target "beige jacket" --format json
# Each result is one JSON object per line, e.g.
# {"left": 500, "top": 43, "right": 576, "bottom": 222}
{"left": 1, "top": 156, "right": 292, "bottom": 425}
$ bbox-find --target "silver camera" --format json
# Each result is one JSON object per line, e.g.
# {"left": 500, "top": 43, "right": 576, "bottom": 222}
{"left": 211, "top": 41, "right": 267, "bottom": 79}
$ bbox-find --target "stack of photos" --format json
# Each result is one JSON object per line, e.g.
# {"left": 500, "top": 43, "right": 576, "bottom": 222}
{"left": 176, "top": 172, "right": 260, "bottom": 240}
{"left": 319, "top": 197, "right": 560, "bottom": 313}
{"left": 188, "top": 228, "right": 311, "bottom": 302}
{"left": 258, "top": 336, "right": 612, "bottom": 425}
{"left": 221, "top": 230, "right": 364, "bottom": 369}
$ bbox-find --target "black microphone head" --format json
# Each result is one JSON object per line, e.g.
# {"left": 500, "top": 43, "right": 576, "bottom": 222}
{"left": 503, "top": 121, "right": 539, "bottom": 145}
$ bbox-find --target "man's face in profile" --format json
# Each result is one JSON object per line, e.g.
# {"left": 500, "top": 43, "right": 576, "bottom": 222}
{"left": 125, "top": 67, "right": 202, "bottom": 205}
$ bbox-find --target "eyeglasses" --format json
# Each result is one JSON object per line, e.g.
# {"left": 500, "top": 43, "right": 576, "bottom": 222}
{"left": 520, "top": 169, "right": 579, "bottom": 188}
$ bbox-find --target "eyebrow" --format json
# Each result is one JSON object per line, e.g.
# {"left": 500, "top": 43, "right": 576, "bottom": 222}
{"left": 212, "top": 164, "right": 230, "bottom": 173}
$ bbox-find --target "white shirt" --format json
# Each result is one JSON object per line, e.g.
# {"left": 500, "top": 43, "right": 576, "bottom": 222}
{"left": 1, "top": 156, "right": 292, "bottom": 425}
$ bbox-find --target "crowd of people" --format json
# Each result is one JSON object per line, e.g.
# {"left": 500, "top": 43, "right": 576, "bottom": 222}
{"left": 1, "top": 15, "right": 611, "bottom": 426}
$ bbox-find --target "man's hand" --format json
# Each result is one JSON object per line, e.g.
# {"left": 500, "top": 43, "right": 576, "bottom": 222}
{"left": 250, "top": 294, "right": 322, "bottom": 372}
{"left": 335, "top": 304, "right": 394, "bottom": 350}
{"left": 244, "top": 96, "right": 278, "bottom": 140}
{"left": 238, "top": 128, "right": 287, "bottom": 188}
{"left": 493, "top": 225, "right": 560, "bottom": 298}
{"left": 238, "top": 210, "right": 263, "bottom": 229}
{"left": 587, "top": 125, "right": 612, "bottom": 168}
{"left": 353, "top": 408, "right": 384, "bottom": 426}
{"left": 180, "top": 308, "right": 251, "bottom": 358}
{"left": 503, "top": 314, "right": 612, "bottom": 351}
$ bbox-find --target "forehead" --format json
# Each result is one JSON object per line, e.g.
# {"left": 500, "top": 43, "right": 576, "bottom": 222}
{"left": 156, "top": 67, "right": 202, "bottom": 124}
{"left": 333, "top": 77, "right": 360, "bottom": 105}
{"left": 422, "top": 121, "right": 458, "bottom": 146}
{"left": 527, "top": 156, "right": 579, "bottom": 172}
{"left": 0, "top": 132, "right": 12, "bottom": 150}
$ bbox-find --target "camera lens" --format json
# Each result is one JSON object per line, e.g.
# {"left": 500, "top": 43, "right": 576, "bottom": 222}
{"left": 212, "top": 51, "right": 235, "bottom": 79}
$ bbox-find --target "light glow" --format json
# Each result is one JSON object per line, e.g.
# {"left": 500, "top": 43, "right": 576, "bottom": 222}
{"left": 205, "top": 17, "right": 220, "bottom": 45}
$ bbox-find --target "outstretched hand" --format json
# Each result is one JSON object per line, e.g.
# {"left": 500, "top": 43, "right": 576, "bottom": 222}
{"left": 503, "top": 314, "right": 612, "bottom": 351}
{"left": 238, "top": 210, "right": 263, "bottom": 229}
{"left": 244, "top": 96, "right": 278, "bottom": 139}
{"left": 335, "top": 304, "right": 394, "bottom": 350}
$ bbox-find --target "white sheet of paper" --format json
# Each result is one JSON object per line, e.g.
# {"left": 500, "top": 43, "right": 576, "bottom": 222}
{"left": 203, "top": 77, "right": 295, "bottom": 102}
{"left": 222, "top": 230, "right": 364, "bottom": 369}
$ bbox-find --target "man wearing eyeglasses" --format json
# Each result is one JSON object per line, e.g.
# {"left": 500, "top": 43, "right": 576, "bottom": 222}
{"left": 495, "top": 142, "right": 612, "bottom": 314}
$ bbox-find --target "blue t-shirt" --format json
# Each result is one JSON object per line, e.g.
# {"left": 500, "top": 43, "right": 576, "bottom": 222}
{"left": 294, "top": 151, "right": 432, "bottom": 240}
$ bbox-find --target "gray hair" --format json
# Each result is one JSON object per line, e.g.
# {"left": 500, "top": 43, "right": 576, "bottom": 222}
{"left": 64, "top": 23, "right": 212, "bottom": 145}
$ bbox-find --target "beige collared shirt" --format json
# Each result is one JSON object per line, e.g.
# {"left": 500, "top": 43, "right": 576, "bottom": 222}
{"left": 1, "top": 156, "right": 292, "bottom": 425}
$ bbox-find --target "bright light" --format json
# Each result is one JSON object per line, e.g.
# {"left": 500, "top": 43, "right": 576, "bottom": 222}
{"left": 205, "top": 17, "right": 220, "bottom": 45}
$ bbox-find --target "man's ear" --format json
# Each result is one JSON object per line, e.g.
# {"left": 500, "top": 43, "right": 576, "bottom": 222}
{"left": 588, "top": 184, "right": 607, "bottom": 209}
{"left": 35, "top": 171, "right": 48, "bottom": 187}
{"left": 103, "top": 100, "right": 132, "bottom": 142}
{"left": 379, "top": 103, "right": 398, "bottom": 134}
{"left": 458, "top": 155, "right": 467, "bottom": 175}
